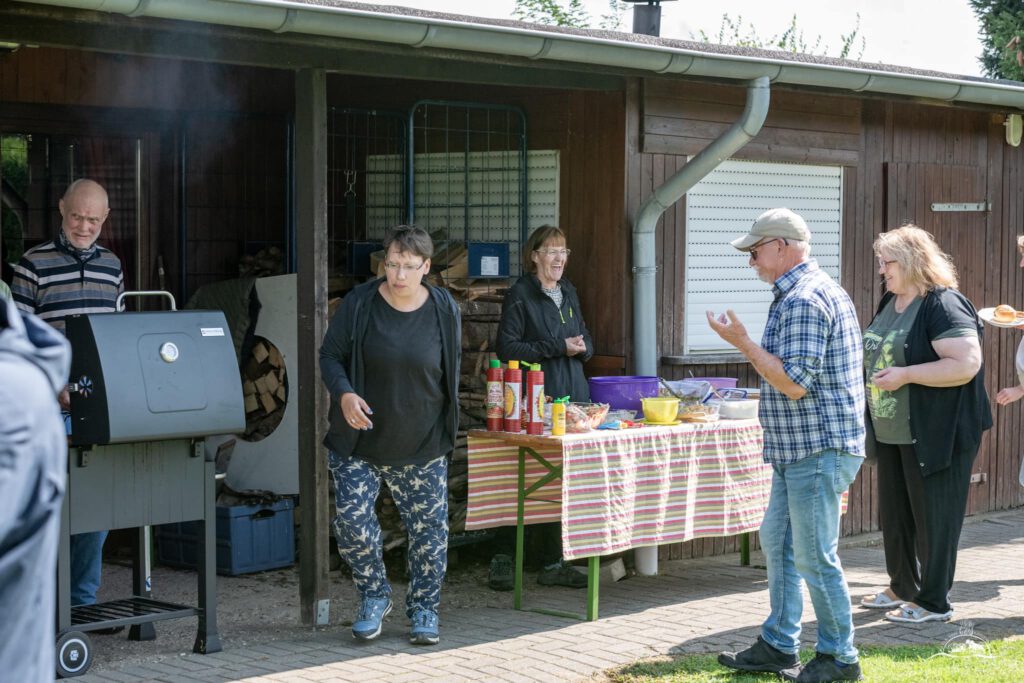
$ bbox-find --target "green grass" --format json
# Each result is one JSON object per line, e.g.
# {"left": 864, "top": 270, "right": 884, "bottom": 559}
{"left": 609, "top": 637, "right": 1024, "bottom": 682}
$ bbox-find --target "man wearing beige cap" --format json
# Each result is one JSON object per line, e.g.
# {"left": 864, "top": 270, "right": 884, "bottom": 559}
{"left": 708, "top": 208, "right": 865, "bottom": 683}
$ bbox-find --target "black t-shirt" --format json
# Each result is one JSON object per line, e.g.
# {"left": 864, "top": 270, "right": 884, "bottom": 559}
{"left": 353, "top": 292, "right": 445, "bottom": 466}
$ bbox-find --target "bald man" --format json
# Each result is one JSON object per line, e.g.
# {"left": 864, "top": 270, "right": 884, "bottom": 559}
{"left": 12, "top": 178, "right": 124, "bottom": 617}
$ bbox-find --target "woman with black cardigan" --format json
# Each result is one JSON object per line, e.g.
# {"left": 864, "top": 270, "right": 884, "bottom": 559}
{"left": 860, "top": 225, "right": 991, "bottom": 623}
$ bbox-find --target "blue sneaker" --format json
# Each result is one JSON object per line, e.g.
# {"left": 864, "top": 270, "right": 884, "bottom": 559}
{"left": 352, "top": 596, "right": 392, "bottom": 640}
{"left": 409, "top": 608, "right": 439, "bottom": 645}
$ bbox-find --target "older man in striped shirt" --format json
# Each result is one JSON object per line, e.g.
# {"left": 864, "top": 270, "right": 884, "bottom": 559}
{"left": 706, "top": 208, "right": 865, "bottom": 683}
{"left": 12, "top": 178, "right": 124, "bottom": 619}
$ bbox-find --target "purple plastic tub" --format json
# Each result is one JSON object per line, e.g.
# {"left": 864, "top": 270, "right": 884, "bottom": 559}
{"left": 587, "top": 376, "right": 660, "bottom": 414}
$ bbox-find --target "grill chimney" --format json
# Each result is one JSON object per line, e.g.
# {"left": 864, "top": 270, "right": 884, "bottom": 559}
{"left": 623, "top": 0, "right": 677, "bottom": 38}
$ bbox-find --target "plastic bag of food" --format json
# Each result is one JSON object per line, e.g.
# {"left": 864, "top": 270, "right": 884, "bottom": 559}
{"left": 659, "top": 379, "right": 711, "bottom": 418}
{"left": 678, "top": 402, "right": 720, "bottom": 422}
{"left": 660, "top": 379, "right": 712, "bottom": 406}
{"left": 565, "top": 402, "right": 610, "bottom": 433}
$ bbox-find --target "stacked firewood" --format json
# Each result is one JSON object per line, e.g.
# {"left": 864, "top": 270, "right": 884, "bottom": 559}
{"left": 241, "top": 339, "right": 287, "bottom": 441}
{"left": 239, "top": 245, "right": 286, "bottom": 278}
{"left": 449, "top": 294, "right": 508, "bottom": 535}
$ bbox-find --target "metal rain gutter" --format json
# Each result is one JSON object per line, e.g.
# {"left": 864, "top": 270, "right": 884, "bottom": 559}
{"left": 631, "top": 76, "right": 769, "bottom": 576}
{"left": 14, "top": 0, "right": 1024, "bottom": 109}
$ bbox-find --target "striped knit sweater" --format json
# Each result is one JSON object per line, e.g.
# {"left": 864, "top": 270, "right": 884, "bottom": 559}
{"left": 12, "top": 239, "right": 124, "bottom": 335}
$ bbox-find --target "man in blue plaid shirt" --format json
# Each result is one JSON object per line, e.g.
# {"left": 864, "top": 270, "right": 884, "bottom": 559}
{"left": 708, "top": 208, "right": 865, "bottom": 683}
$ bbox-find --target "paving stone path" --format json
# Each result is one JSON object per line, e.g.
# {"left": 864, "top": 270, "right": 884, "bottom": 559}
{"left": 73, "top": 509, "right": 1024, "bottom": 682}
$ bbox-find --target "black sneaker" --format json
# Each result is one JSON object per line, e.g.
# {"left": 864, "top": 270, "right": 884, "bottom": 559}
{"left": 718, "top": 636, "right": 800, "bottom": 674}
{"left": 488, "top": 554, "right": 514, "bottom": 591}
{"left": 781, "top": 652, "right": 863, "bottom": 682}
{"left": 537, "top": 560, "right": 588, "bottom": 588}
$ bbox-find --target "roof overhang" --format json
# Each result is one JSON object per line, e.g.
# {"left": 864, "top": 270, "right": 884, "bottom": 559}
{"left": 9, "top": 0, "right": 1024, "bottom": 109}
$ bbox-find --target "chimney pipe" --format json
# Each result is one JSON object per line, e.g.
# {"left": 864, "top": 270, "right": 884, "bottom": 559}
{"left": 625, "top": 0, "right": 677, "bottom": 38}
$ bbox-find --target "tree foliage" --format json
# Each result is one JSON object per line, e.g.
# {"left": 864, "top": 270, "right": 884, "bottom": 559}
{"left": 970, "top": 0, "right": 1024, "bottom": 80}
{"left": 513, "top": 0, "right": 627, "bottom": 32}
{"left": 694, "top": 13, "right": 866, "bottom": 60}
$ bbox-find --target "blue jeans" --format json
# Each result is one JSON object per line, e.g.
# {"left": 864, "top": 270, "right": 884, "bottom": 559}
{"left": 65, "top": 414, "right": 108, "bottom": 607}
{"left": 327, "top": 452, "right": 448, "bottom": 617}
{"left": 760, "top": 449, "right": 862, "bottom": 664}
{"left": 70, "top": 531, "right": 107, "bottom": 606}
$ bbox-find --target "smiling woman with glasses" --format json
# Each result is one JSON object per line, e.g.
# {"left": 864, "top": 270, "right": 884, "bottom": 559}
{"left": 319, "top": 224, "right": 462, "bottom": 646}
{"left": 486, "top": 224, "right": 593, "bottom": 592}
{"left": 861, "top": 224, "right": 990, "bottom": 625}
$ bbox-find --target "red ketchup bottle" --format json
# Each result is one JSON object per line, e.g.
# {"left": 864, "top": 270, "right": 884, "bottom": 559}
{"left": 503, "top": 360, "right": 522, "bottom": 432}
{"left": 485, "top": 359, "right": 504, "bottom": 432}
{"left": 524, "top": 362, "right": 545, "bottom": 435}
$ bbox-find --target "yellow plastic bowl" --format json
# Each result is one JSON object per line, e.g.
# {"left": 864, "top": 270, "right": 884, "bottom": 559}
{"left": 641, "top": 397, "right": 680, "bottom": 423}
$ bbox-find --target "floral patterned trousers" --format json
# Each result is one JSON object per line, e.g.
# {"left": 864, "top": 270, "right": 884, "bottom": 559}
{"left": 328, "top": 451, "right": 448, "bottom": 616}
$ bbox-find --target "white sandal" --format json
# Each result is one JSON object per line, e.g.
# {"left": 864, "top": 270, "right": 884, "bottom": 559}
{"left": 860, "top": 592, "right": 902, "bottom": 609}
{"left": 885, "top": 603, "right": 953, "bottom": 623}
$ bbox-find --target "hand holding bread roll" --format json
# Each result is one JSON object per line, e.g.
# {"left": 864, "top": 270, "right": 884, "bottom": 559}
{"left": 994, "top": 304, "right": 1017, "bottom": 323}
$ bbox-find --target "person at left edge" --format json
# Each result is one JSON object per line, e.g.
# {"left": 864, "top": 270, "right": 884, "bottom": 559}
{"left": 11, "top": 178, "right": 124, "bottom": 623}
{"left": 0, "top": 294, "right": 71, "bottom": 681}
{"left": 320, "top": 225, "right": 461, "bottom": 646}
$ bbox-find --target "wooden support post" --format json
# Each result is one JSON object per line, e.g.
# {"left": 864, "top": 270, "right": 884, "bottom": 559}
{"left": 295, "top": 67, "right": 331, "bottom": 627}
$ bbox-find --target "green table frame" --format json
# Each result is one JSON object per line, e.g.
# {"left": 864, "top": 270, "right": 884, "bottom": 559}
{"left": 511, "top": 443, "right": 752, "bottom": 622}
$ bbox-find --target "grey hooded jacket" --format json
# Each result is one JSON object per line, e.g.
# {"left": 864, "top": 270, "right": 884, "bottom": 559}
{"left": 0, "top": 295, "right": 70, "bottom": 680}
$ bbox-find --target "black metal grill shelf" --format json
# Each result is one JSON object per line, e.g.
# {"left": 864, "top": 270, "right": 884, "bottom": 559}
{"left": 72, "top": 597, "right": 201, "bottom": 630}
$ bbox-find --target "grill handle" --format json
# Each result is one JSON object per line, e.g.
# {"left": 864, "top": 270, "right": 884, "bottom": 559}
{"left": 116, "top": 290, "right": 177, "bottom": 312}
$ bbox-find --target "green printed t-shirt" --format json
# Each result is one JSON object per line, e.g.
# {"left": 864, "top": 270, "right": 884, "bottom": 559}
{"left": 863, "top": 296, "right": 975, "bottom": 444}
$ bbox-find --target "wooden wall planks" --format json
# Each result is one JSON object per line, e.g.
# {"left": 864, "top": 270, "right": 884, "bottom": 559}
{"left": 6, "top": 43, "right": 1024, "bottom": 557}
{"left": 636, "top": 79, "right": 1024, "bottom": 550}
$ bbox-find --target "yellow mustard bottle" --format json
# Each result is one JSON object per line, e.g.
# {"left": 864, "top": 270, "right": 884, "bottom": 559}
{"left": 551, "top": 396, "right": 568, "bottom": 436}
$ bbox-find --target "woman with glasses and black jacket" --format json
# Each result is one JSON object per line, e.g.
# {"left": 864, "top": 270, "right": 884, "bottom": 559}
{"left": 487, "top": 225, "right": 594, "bottom": 591}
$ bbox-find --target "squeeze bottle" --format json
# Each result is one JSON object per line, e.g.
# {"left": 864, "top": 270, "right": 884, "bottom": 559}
{"left": 485, "top": 359, "right": 504, "bottom": 431}
{"left": 503, "top": 360, "right": 522, "bottom": 432}
{"left": 524, "top": 362, "right": 545, "bottom": 435}
{"left": 551, "top": 396, "right": 569, "bottom": 436}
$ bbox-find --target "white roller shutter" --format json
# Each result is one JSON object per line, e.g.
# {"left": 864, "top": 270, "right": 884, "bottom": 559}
{"left": 684, "top": 160, "right": 843, "bottom": 354}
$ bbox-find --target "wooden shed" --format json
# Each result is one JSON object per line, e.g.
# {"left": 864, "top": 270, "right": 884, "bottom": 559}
{"left": 3, "top": 0, "right": 1024, "bottom": 620}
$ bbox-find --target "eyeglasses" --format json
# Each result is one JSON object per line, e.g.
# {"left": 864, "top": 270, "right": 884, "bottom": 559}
{"left": 535, "top": 248, "right": 571, "bottom": 258}
{"left": 877, "top": 258, "right": 898, "bottom": 268}
{"left": 383, "top": 261, "right": 425, "bottom": 273}
{"left": 749, "top": 238, "right": 786, "bottom": 261}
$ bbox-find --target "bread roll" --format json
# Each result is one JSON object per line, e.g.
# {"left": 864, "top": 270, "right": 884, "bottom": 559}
{"left": 994, "top": 304, "right": 1016, "bottom": 323}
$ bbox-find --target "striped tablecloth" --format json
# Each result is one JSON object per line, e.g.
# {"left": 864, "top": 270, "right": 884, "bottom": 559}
{"left": 466, "top": 419, "right": 770, "bottom": 560}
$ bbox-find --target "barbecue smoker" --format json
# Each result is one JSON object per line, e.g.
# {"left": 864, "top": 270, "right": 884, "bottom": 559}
{"left": 56, "top": 291, "right": 244, "bottom": 678}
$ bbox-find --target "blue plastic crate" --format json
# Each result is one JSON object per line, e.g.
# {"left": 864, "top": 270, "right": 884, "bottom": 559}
{"left": 467, "top": 242, "right": 510, "bottom": 278}
{"left": 156, "top": 499, "right": 295, "bottom": 576}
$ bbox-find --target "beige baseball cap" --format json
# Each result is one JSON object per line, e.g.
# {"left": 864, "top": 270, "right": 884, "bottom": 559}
{"left": 730, "top": 208, "right": 811, "bottom": 251}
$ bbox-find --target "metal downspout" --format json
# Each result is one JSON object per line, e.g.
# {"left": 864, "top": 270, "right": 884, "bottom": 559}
{"left": 630, "top": 76, "right": 769, "bottom": 574}
{"left": 632, "top": 76, "right": 769, "bottom": 377}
